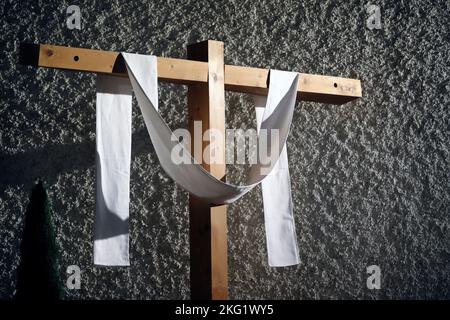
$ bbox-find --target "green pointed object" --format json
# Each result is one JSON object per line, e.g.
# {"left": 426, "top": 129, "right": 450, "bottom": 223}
{"left": 15, "top": 179, "right": 63, "bottom": 300}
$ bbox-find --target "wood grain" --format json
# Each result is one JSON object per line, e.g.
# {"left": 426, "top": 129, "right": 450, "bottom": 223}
{"left": 187, "top": 40, "right": 228, "bottom": 300}
{"left": 20, "top": 43, "right": 362, "bottom": 105}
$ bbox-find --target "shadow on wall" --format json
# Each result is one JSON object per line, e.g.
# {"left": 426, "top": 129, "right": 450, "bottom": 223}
{"left": 0, "top": 128, "right": 153, "bottom": 194}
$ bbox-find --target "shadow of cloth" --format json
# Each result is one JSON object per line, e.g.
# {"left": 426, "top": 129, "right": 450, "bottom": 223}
{"left": 94, "top": 151, "right": 129, "bottom": 240}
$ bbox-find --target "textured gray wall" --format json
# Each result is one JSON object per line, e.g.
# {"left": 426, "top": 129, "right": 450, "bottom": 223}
{"left": 1, "top": 0, "right": 449, "bottom": 299}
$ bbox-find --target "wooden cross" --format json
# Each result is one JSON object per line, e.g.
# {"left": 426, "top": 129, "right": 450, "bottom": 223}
{"left": 19, "top": 40, "right": 362, "bottom": 300}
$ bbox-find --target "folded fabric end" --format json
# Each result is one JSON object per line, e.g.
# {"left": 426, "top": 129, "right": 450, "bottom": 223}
{"left": 93, "top": 235, "right": 129, "bottom": 266}
{"left": 93, "top": 259, "right": 130, "bottom": 267}
{"left": 93, "top": 253, "right": 130, "bottom": 266}
{"left": 269, "top": 254, "right": 300, "bottom": 268}
{"left": 269, "top": 256, "right": 300, "bottom": 268}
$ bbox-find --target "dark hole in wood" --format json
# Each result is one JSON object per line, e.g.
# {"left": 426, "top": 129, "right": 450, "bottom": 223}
{"left": 74, "top": 56, "right": 79, "bottom": 61}
{"left": 334, "top": 83, "right": 338, "bottom": 88}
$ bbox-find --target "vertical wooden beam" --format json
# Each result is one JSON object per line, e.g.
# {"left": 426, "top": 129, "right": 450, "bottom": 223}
{"left": 187, "top": 40, "right": 228, "bottom": 300}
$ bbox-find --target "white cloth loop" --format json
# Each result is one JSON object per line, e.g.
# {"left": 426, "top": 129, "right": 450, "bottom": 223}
{"left": 94, "top": 53, "right": 300, "bottom": 267}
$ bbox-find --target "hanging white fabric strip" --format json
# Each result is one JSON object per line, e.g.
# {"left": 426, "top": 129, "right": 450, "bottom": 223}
{"left": 94, "top": 52, "right": 300, "bottom": 267}
{"left": 254, "top": 96, "right": 300, "bottom": 267}
{"left": 94, "top": 74, "right": 133, "bottom": 266}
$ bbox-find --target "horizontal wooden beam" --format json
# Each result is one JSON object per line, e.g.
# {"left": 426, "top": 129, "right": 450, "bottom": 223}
{"left": 18, "top": 43, "right": 362, "bottom": 105}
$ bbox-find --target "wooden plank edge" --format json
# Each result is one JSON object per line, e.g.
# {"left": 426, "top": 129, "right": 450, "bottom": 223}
{"left": 18, "top": 42, "right": 362, "bottom": 105}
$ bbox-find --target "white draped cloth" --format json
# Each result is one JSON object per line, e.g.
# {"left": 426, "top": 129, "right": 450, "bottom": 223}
{"left": 94, "top": 53, "right": 300, "bottom": 267}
